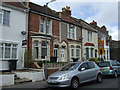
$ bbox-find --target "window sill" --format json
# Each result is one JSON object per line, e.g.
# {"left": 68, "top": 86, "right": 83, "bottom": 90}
{"left": 0, "top": 58, "right": 18, "bottom": 61}
{"left": 1, "top": 24, "right": 10, "bottom": 27}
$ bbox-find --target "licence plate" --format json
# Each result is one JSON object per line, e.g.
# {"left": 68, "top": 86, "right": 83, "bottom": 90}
{"left": 101, "top": 69, "right": 106, "bottom": 71}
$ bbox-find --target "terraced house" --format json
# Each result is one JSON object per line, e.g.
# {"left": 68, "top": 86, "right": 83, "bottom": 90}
{"left": 90, "top": 21, "right": 110, "bottom": 61}
{"left": 28, "top": 2, "right": 60, "bottom": 64}
{"left": 79, "top": 20, "right": 98, "bottom": 60}
{"left": 59, "top": 6, "right": 82, "bottom": 62}
{"left": 0, "top": 2, "right": 27, "bottom": 71}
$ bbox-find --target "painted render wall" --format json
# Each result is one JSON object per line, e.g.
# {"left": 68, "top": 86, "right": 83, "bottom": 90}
{"left": 0, "top": 5, "right": 26, "bottom": 70}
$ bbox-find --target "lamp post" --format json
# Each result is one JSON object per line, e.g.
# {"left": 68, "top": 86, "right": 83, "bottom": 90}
{"left": 44, "top": 0, "right": 56, "bottom": 79}
{"left": 79, "top": 37, "right": 83, "bottom": 61}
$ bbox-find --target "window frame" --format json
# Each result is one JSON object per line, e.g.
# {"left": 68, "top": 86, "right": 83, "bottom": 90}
{"left": 0, "top": 9, "right": 3, "bottom": 25}
{"left": 68, "top": 24, "right": 76, "bottom": 40}
{"left": 3, "top": 10, "right": 10, "bottom": 26}
{"left": 41, "top": 41, "right": 48, "bottom": 59}
{"left": 88, "top": 62, "right": 95, "bottom": 69}
{"left": 0, "top": 43, "right": 18, "bottom": 60}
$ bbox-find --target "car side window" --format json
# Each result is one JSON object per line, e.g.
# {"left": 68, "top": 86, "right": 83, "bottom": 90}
{"left": 78, "top": 63, "right": 89, "bottom": 70}
{"left": 111, "top": 61, "right": 117, "bottom": 66}
{"left": 115, "top": 61, "right": 120, "bottom": 66}
{"left": 88, "top": 62, "right": 95, "bottom": 69}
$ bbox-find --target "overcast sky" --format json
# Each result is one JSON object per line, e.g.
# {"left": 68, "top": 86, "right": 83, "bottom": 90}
{"left": 30, "top": 0, "right": 119, "bottom": 40}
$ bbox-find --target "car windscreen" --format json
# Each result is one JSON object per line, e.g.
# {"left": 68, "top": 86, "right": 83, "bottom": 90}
{"left": 60, "top": 63, "right": 80, "bottom": 71}
{"left": 97, "top": 62, "right": 110, "bottom": 67}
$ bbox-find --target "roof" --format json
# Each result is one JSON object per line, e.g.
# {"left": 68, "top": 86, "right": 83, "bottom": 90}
{"left": 29, "top": 2, "right": 59, "bottom": 18}
{"left": 84, "top": 42, "right": 95, "bottom": 46}
{"left": 60, "top": 13, "right": 82, "bottom": 27}
{"left": 4, "top": 2, "right": 26, "bottom": 9}
{"left": 79, "top": 19, "right": 97, "bottom": 32}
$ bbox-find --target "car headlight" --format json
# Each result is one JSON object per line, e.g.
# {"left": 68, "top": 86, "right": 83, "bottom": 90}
{"left": 58, "top": 74, "right": 70, "bottom": 80}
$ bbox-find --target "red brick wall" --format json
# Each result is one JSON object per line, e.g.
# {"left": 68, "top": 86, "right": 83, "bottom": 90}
{"left": 29, "top": 13, "right": 40, "bottom": 32}
{"left": 52, "top": 20, "right": 59, "bottom": 36}
{"left": 47, "top": 69, "right": 59, "bottom": 76}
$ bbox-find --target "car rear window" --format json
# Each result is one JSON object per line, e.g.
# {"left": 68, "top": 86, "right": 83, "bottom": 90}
{"left": 97, "top": 62, "right": 110, "bottom": 67}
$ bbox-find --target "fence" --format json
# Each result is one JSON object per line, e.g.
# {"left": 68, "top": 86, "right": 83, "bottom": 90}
{"left": 43, "top": 62, "right": 68, "bottom": 69}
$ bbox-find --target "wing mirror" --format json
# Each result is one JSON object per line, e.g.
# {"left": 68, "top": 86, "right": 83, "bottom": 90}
{"left": 79, "top": 67, "right": 85, "bottom": 71}
{"left": 81, "top": 68, "right": 85, "bottom": 71}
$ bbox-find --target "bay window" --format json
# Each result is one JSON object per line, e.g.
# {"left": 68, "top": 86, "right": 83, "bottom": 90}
{"left": 76, "top": 46, "right": 80, "bottom": 57}
{"left": 41, "top": 41, "right": 47, "bottom": 59}
{"left": 33, "top": 41, "right": 39, "bottom": 59}
{"left": 71, "top": 45, "right": 74, "bottom": 57}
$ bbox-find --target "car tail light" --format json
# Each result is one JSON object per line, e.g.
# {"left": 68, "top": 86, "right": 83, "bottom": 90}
{"left": 110, "top": 66, "right": 113, "bottom": 70}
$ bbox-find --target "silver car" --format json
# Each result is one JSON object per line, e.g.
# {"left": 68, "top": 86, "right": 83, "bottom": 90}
{"left": 47, "top": 61, "right": 102, "bottom": 89}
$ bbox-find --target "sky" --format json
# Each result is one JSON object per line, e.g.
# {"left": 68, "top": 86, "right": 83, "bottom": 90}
{"left": 30, "top": 0, "right": 119, "bottom": 40}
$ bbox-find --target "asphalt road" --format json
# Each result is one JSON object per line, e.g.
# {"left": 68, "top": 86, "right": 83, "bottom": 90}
{"left": 42, "top": 76, "right": 120, "bottom": 90}
{"left": 2, "top": 76, "right": 120, "bottom": 90}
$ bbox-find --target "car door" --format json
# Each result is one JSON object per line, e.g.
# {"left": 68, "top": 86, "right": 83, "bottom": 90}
{"left": 111, "top": 61, "right": 119, "bottom": 73}
{"left": 115, "top": 61, "right": 120, "bottom": 74}
{"left": 77, "top": 62, "right": 90, "bottom": 83}
{"left": 87, "top": 62, "right": 97, "bottom": 80}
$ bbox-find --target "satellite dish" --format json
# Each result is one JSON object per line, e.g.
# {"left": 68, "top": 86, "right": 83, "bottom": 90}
{"left": 21, "top": 31, "right": 26, "bottom": 35}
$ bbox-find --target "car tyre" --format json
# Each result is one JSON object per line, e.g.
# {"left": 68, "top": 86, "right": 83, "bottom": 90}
{"left": 114, "top": 71, "right": 117, "bottom": 78}
{"left": 71, "top": 77, "right": 79, "bottom": 89}
{"left": 96, "top": 74, "right": 102, "bottom": 83}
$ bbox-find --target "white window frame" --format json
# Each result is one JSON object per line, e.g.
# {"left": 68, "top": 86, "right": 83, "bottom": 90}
{"left": 54, "top": 48, "right": 58, "bottom": 57}
{"left": 0, "top": 43, "right": 18, "bottom": 60}
{"left": 33, "top": 41, "right": 39, "bottom": 59}
{"left": 71, "top": 45, "right": 74, "bottom": 57}
{"left": 0, "top": 9, "right": 3, "bottom": 25}
{"left": 40, "top": 18, "right": 52, "bottom": 35}
{"left": 41, "top": 41, "right": 48, "bottom": 59}
{"left": 40, "top": 18, "right": 45, "bottom": 33}
{"left": 76, "top": 46, "right": 80, "bottom": 57}
{"left": 68, "top": 24, "right": 76, "bottom": 40}
{"left": 0, "top": 9, "right": 10, "bottom": 26}
{"left": 3, "top": 10, "right": 10, "bottom": 26}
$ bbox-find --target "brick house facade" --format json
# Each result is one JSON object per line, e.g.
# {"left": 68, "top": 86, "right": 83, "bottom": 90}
{"left": 90, "top": 21, "right": 110, "bottom": 60}
{"left": 59, "top": 6, "right": 82, "bottom": 62}
{"left": 28, "top": 2, "right": 60, "bottom": 63}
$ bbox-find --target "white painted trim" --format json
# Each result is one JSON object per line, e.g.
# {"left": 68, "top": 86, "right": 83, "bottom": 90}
{"left": 31, "top": 36, "right": 51, "bottom": 39}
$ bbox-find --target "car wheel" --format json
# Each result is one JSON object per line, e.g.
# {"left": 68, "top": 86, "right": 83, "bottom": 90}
{"left": 71, "top": 78, "right": 79, "bottom": 89}
{"left": 96, "top": 74, "right": 102, "bottom": 83}
{"left": 114, "top": 71, "right": 117, "bottom": 78}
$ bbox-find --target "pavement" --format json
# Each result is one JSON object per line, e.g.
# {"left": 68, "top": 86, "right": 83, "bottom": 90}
{"left": 2, "top": 80, "right": 48, "bottom": 89}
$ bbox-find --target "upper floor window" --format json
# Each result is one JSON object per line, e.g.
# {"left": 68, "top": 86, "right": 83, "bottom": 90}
{"left": 68, "top": 25, "right": 76, "bottom": 39}
{"left": 0, "top": 9, "right": 10, "bottom": 26}
{"left": 40, "top": 18, "right": 44, "bottom": 33}
{"left": 87, "top": 31, "right": 92, "bottom": 42}
{"left": 39, "top": 18, "right": 51, "bottom": 34}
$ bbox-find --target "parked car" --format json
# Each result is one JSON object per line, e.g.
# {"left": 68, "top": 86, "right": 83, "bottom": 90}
{"left": 97, "top": 60, "right": 120, "bottom": 78}
{"left": 47, "top": 61, "right": 102, "bottom": 89}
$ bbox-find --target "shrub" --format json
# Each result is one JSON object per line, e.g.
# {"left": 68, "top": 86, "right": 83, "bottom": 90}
{"left": 89, "top": 57, "right": 99, "bottom": 63}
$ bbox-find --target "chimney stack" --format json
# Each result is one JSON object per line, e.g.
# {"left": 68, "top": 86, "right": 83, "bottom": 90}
{"left": 61, "top": 6, "right": 71, "bottom": 16}
{"left": 90, "top": 20, "right": 97, "bottom": 27}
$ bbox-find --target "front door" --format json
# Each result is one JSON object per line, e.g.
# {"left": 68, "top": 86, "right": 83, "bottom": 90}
{"left": 61, "top": 48, "right": 65, "bottom": 62}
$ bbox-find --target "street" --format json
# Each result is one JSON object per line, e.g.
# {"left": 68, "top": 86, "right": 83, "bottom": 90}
{"left": 42, "top": 76, "right": 120, "bottom": 90}
{"left": 3, "top": 76, "right": 120, "bottom": 90}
